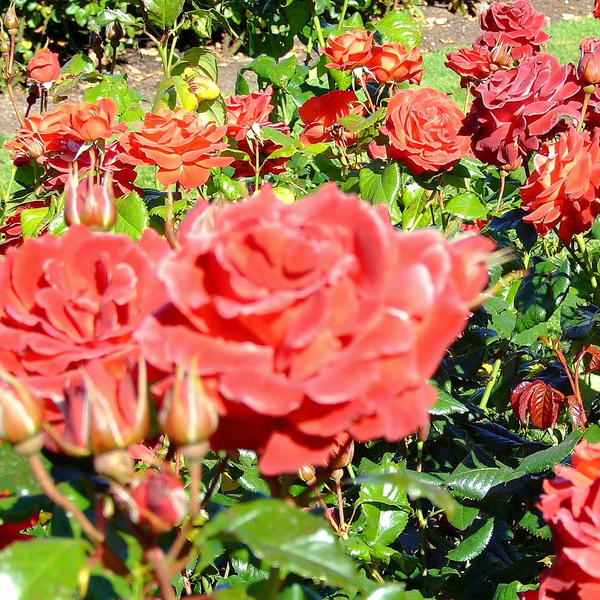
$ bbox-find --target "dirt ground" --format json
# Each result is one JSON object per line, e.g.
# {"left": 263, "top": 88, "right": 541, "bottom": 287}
{"left": 0, "top": 0, "right": 595, "bottom": 136}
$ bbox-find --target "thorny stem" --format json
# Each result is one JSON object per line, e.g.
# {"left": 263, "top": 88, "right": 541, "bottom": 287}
{"left": 29, "top": 454, "right": 104, "bottom": 545}
{"left": 146, "top": 547, "right": 177, "bottom": 600}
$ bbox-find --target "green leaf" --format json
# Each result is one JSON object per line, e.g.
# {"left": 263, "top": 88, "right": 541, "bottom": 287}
{"left": 515, "top": 430, "right": 583, "bottom": 476}
{"left": 446, "top": 502, "right": 479, "bottom": 531}
{"left": 85, "top": 74, "right": 144, "bottom": 123}
{"left": 446, "top": 467, "right": 511, "bottom": 500}
{"left": 360, "top": 163, "right": 401, "bottom": 206}
{"left": 181, "top": 48, "right": 219, "bottom": 81}
{"left": 114, "top": 192, "right": 149, "bottom": 240}
{"left": 493, "top": 582, "right": 539, "bottom": 600}
{"left": 445, "top": 193, "right": 488, "bottom": 220}
{"left": 21, "top": 207, "right": 48, "bottom": 238}
{"left": 197, "top": 95, "right": 227, "bottom": 125}
{"left": 361, "top": 584, "right": 413, "bottom": 599}
{"left": 518, "top": 511, "right": 552, "bottom": 539}
{"left": 0, "top": 538, "right": 88, "bottom": 600}
{"left": 514, "top": 258, "right": 570, "bottom": 333}
{"left": 447, "top": 518, "right": 494, "bottom": 562}
{"left": 203, "top": 499, "right": 364, "bottom": 589}
{"left": 0, "top": 442, "right": 42, "bottom": 498}
{"left": 61, "top": 54, "right": 95, "bottom": 75}
{"left": 246, "top": 55, "right": 298, "bottom": 88}
{"left": 263, "top": 127, "right": 301, "bottom": 149}
{"left": 429, "top": 387, "right": 469, "bottom": 416}
{"left": 374, "top": 11, "right": 422, "bottom": 47}
{"left": 142, "top": 0, "right": 184, "bottom": 29}
{"left": 362, "top": 503, "right": 408, "bottom": 547}
{"left": 358, "top": 455, "right": 409, "bottom": 507}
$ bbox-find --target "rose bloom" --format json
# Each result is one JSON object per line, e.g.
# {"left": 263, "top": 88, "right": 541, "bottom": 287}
{"left": 137, "top": 184, "right": 494, "bottom": 475}
{"left": 323, "top": 30, "right": 374, "bottom": 71}
{"left": 122, "top": 110, "right": 232, "bottom": 189}
{"left": 58, "top": 98, "right": 127, "bottom": 142}
{"left": 0, "top": 225, "right": 169, "bottom": 396}
{"left": 298, "top": 91, "right": 365, "bottom": 145}
{"left": 230, "top": 121, "right": 291, "bottom": 178}
{"left": 477, "top": 0, "right": 550, "bottom": 60}
{"left": 466, "top": 53, "right": 583, "bottom": 169}
{"left": 520, "top": 128, "right": 600, "bottom": 242}
{"left": 226, "top": 86, "right": 274, "bottom": 141}
{"left": 27, "top": 48, "right": 61, "bottom": 83}
{"left": 533, "top": 442, "right": 600, "bottom": 599}
{"left": 445, "top": 45, "right": 495, "bottom": 88}
{"left": 365, "top": 43, "right": 423, "bottom": 85}
{"left": 579, "top": 37, "right": 600, "bottom": 86}
{"left": 380, "top": 87, "right": 470, "bottom": 174}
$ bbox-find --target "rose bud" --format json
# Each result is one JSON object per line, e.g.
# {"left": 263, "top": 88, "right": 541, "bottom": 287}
{"left": 577, "top": 38, "right": 600, "bottom": 86}
{"left": 0, "top": 28, "right": 9, "bottom": 55}
{"left": 159, "top": 362, "right": 219, "bottom": 461}
{"left": 27, "top": 48, "right": 61, "bottom": 83}
{"left": 298, "top": 465, "right": 316, "bottom": 483}
{"left": 4, "top": 4, "right": 19, "bottom": 35}
{"left": 105, "top": 22, "right": 123, "bottom": 46}
{"left": 183, "top": 67, "right": 220, "bottom": 101}
{"left": 65, "top": 169, "right": 117, "bottom": 231}
{"left": 127, "top": 469, "right": 189, "bottom": 533}
{"left": 0, "top": 370, "right": 43, "bottom": 455}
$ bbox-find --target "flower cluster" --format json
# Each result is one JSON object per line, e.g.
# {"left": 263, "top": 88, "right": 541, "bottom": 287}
{"left": 323, "top": 29, "right": 423, "bottom": 85}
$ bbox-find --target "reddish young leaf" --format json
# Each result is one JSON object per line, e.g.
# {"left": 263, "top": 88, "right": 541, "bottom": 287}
{"left": 582, "top": 345, "right": 600, "bottom": 373}
{"left": 511, "top": 380, "right": 565, "bottom": 429}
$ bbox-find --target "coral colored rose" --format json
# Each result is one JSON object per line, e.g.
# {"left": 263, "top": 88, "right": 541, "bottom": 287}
{"left": 382, "top": 88, "right": 470, "bottom": 174}
{"left": 477, "top": 0, "right": 550, "bottom": 60}
{"left": 579, "top": 38, "right": 600, "bottom": 86}
{"left": 466, "top": 54, "right": 583, "bottom": 169}
{"left": 27, "top": 48, "right": 61, "bottom": 83}
{"left": 520, "top": 128, "right": 600, "bottom": 242}
{"left": 0, "top": 225, "right": 169, "bottom": 396}
{"left": 226, "top": 86, "right": 274, "bottom": 141}
{"left": 230, "top": 121, "right": 291, "bottom": 178}
{"left": 58, "top": 98, "right": 127, "bottom": 142}
{"left": 365, "top": 42, "right": 423, "bottom": 84}
{"left": 123, "top": 110, "right": 232, "bottom": 189}
{"left": 298, "top": 91, "right": 365, "bottom": 145}
{"left": 137, "top": 184, "right": 494, "bottom": 475}
{"left": 323, "top": 30, "right": 374, "bottom": 71}
{"left": 445, "top": 45, "right": 495, "bottom": 88}
{"left": 535, "top": 442, "right": 600, "bottom": 599}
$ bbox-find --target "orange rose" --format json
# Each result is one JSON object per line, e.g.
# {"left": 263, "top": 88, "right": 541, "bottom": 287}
{"left": 122, "top": 109, "right": 232, "bottom": 188}
{"left": 27, "top": 49, "right": 60, "bottom": 83}
{"left": 366, "top": 43, "right": 423, "bottom": 84}
{"left": 298, "top": 91, "right": 365, "bottom": 145}
{"left": 382, "top": 88, "right": 470, "bottom": 174}
{"left": 323, "top": 30, "right": 374, "bottom": 71}
{"left": 58, "top": 98, "right": 127, "bottom": 142}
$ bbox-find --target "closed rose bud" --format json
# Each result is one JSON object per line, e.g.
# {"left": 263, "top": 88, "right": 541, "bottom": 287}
{"left": 183, "top": 68, "right": 220, "bottom": 102}
{"left": 159, "top": 362, "right": 219, "bottom": 460}
{"left": 298, "top": 465, "right": 316, "bottom": 483}
{"left": 65, "top": 169, "right": 117, "bottom": 231}
{"left": 0, "top": 370, "right": 43, "bottom": 454}
{"left": 4, "top": 4, "right": 18, "bottom": 35}
{"left": 579, "top": 51, "right": 600, "bottom": 86}
{"left": 127, "top": 469, "right": 189, "bottom": 533}
{"left": 27, "top": 49, "right": 61, "bottom": 83}
{"left": 0, "top": 28, "right": 9, "bottom": 54}
{"left": 105, "top": 22, "right": 123, "bottom": 45}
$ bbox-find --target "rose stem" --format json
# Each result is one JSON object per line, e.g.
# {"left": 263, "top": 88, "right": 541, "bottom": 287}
{"left": 28, "top": 454, "right": 104, "bottom": 544}
{"left": 146, "top": 547, "right": 177, "bottom": 600}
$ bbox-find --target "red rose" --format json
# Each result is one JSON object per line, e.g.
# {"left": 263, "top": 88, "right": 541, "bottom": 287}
{"left": 0, "top": 225, "right": 169, "bottom": 395}
{"left": 298, "top": 91, "right": 365, "bottom": 145}
{"left": 535, "top": 442, "right": 600, "bottom": 599}
{"left": 445, "top": 45, "right": 495, "bottom": 88}
{"left": 27, "top": 49, "right": 61, "bottom": 83}
{"left": 381, "top": 88, "right": 470, "bottom": 174}
{"left": 226, "top": 86, "right": 275, "bottom": 141}
{"left": 466, "top": 54, "right": 583, "bottom": 169}
{"left": 58, "top": 98, "right": 127, "bottom": 142}
{"left": 122, "top": 110, "right": 232, "bottom": 189}
{"left": 137, "top": 184, "right": 494, "bottom": 475}
{"left": 477, "top": 0, "right": 550, "bottom": 60}
{"left": 323, "top": 30, "right": 374, "bottom": 71}
{"left": 365, "top": 42, "right": 423, "bottom": 85}
{"left": 520, "top": 128, "right": 600, "bottom": 242}
{"left": 230, "top": 121, "right": 291, "bottom": 178}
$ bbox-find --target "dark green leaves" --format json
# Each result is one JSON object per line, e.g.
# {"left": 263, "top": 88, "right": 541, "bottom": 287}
{"left": 0, "top": 538, "right": 88, "bottom": 600}
{"left": 446, "top": 518, "right": 495, "bottom": 562}
{"left": 203, "top": 499, "right": 364, "bottom": 589}
{"left": 374, "top": 11, "right": 422, "bottom": 47}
